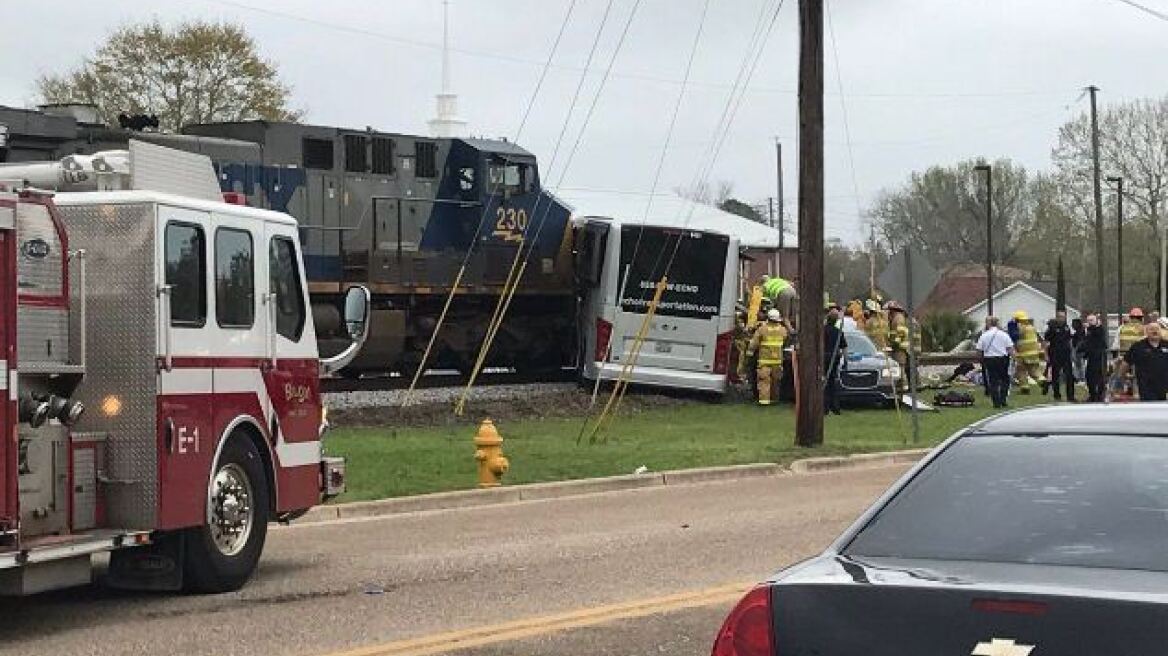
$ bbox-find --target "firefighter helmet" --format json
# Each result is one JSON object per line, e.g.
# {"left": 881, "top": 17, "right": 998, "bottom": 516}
{"left": 1013, "top": 310, "right": 1029, "bottom": 322}
{"left": 767, "top": 309, "right": 782, "bottom": 322}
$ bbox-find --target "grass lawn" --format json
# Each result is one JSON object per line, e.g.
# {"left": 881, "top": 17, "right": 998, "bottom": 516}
{"left": 326, "top": 393, "right": 1049, "bottom": 502}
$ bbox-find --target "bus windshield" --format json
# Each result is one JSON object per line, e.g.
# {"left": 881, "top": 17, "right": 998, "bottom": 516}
{"left": 618, "top": 226, "right": 728, "bottom": 320}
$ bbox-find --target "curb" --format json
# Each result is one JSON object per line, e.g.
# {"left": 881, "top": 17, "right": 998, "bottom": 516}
{"left": 787, "top": 448, "right": 931, "bottom": 474}
{"left": 291, "top": 451, "right": 924, "bottom": 525}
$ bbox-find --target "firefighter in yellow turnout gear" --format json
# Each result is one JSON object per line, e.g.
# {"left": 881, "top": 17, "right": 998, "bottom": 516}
{"left": 886, "top": 303, "right": 920, "bottom": 393}
{"left": 1117, "top": 307, "right": 1146, "bottom": 397}
{"left": 863, "top": 300, "right": 888, "bottom": 351}
{"left": 747, "top": 309, "right": 788, "bottom": 405}
{"left": 1013, "top": 311, "right": 1046, "bottom": 394}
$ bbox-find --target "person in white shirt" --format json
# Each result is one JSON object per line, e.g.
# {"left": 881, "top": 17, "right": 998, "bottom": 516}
{"left": 976, "top": 316, "right": 1016, "bottom": 408}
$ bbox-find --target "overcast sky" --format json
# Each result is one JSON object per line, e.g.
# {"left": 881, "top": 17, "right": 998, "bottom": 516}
{"left": 3, "top": 0, "right": 1166, "bottom": 242}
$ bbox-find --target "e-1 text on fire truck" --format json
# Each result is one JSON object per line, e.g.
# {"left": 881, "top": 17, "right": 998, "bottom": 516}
{"left": 0, "top": 141, "right": 370, "bottom": 595}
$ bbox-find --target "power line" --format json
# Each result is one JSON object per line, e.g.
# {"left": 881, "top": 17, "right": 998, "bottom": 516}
{"left": 824, "top": 0, "right": 865, "bottom": 240}
{"left": 207, "top": 0, "right": 1072, "bottom": 100}
{"left": 1109, "top": 0, "right": 1168, "bottom": 23}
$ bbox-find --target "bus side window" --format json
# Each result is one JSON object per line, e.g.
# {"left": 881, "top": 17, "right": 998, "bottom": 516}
{"left": 269, "top": 236, "right": 307, "bottom": 341}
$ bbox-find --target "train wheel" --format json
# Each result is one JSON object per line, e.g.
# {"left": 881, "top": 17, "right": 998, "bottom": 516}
{"left": 183, "top": 434, "right": 269, "bottom": 593}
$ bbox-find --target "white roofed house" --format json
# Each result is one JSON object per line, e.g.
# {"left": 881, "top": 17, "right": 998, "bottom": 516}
{"left": 963, "top": 280, "right": 1079, "bottom": 328}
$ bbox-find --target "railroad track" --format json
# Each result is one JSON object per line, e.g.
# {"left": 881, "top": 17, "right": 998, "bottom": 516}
{"left": 320, "top": 368, "right": 577, "bottom": 393}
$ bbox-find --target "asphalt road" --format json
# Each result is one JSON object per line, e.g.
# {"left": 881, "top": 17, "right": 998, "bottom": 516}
{"left": 0, "top": 464, "right": 908, "bottom": 656}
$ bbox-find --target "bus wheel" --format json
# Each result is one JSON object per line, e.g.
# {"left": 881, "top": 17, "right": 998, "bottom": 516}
{"left": 183, "top": 434, "right": 270, "bottom": 593}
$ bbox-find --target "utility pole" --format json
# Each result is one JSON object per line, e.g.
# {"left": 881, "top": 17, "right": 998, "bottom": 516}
{"left": 795, "top": 0, "right": 824, "bottom": 448}
{"left": 1107, "top": 176, "right": 1124, "bottom": 318}
{"left": 974, "top": 164, "right": 994, "bottom": 317}
{"left": 1089, "top": 85, "right": 1105, "bottom": 318}
{"left": 768, "top": 196, "right": 775, "bottom": 229}
{"left": 776, "top": 138, "right": 785, "bottom": 248}
{"left": 869, "top": 224, "right": 876, "bottom": 299}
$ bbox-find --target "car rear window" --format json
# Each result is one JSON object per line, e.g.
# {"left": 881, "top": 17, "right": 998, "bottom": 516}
{"left": 845, "top": 435, "right": 1168, "bottom": 572}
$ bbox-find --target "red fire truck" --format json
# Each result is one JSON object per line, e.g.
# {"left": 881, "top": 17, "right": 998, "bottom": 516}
{"left": 0, "top": 142, "right": 369, "bottom": 594}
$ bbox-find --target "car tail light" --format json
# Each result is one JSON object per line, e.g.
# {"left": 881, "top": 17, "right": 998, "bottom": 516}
{"left": 713, "top": 330, "right": 734, "bottom": 375}
{"left": 711, "top": 586, "right": 774, "bottom": 656}
{"left": 595, "top": 318, "right": 613, "bottom": 362}
{"left": 222, "top": 192, "right": 247, "bottom": 205}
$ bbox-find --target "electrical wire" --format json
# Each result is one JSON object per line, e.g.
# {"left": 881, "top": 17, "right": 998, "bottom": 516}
{"left": 1109, "top": 0, "right": 1168, "bottom": 23}
{"left": 584, "top": 0, "right": 787, "bottom": 443}
{"left": 453, "top": 0, "right": 629, "bottom": 415}
{"left": 401, "top": 0, "right": 580, "bottom": 405}
{"left": 208, "top": 0, "right": 1074, "bottom": 99}
{"left": 579, "top": 0, "right": 714, "bottom": 427}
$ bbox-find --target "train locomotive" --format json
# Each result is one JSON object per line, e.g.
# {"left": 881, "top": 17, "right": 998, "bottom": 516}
{"left": 1, "top": 106, "right": 576, "bottom": 378}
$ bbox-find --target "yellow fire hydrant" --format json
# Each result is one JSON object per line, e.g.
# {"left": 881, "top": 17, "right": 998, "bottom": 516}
{"left": 474, "top": 419, "right": 509, "bottom": 488}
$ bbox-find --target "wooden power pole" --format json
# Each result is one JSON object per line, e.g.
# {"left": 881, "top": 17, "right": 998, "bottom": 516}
{"left": 1089, "top": 85, "right": 1105, "bottom": 317}
{"left": 796, "top": 0, "right": 824, "bottom": 447}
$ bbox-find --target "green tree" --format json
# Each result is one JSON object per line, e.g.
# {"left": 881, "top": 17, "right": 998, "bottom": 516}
{"left": 870, "top": 158, "right": 1032, "bottom": 267}
{"left": 37, "top": 20, "right": 301, "bottom": 131}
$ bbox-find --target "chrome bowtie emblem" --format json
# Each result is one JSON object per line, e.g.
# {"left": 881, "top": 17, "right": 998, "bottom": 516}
{"left": 972, "top": 638, "right": 1035, "bottom": 656}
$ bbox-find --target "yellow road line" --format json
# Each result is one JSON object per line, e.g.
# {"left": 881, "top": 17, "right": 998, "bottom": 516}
{"left": 321, "top": 581, "right": 754, "bottom": 656}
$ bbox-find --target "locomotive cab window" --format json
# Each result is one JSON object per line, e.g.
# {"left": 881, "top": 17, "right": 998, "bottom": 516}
{"left": 415, "top": 141, "right": 438, "bottom": 178}
{"left": 215, "top": 228, "right": 255, "bottom": 328}
{"left": 164, "top": 222, "right": 206, "bottom": 327}
{"left": 269, "top": 236, "right": 306, "bottom": 341}
{"left": 488, "top": 160, "right": 531, "bottom": 196}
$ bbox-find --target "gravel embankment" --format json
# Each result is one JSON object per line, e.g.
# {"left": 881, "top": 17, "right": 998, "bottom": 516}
{"left": 325, "top": 382, "right": 700, "bottom": 428}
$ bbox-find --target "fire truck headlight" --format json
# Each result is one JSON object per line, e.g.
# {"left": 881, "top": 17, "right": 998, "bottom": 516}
{"left": 18, "top": 397, "right": 50, "bottom": 428}
{"left": 61, "top": 400, "right": 85, "bottom": 426}
{"left": 100, "top": 395, "right": 123, "bottom": 418}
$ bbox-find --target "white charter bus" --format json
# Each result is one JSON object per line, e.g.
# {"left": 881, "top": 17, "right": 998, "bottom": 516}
{"left": 574, "top": 216, "right": 739, "bottom": 394}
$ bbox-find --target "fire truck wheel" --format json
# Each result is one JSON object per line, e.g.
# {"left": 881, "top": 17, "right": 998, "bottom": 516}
{"left": 184, "top": 434, "right": 270, "bottom": 593}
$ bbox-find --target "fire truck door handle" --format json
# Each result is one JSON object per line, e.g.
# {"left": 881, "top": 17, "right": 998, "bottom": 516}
{"left": 266, "top": 292, "right": 278, "bottom": 368}
{"left": 158, "top": 284, "right": 173, "bottom": 371}
{"left": 164, "top": 417, "right": 175, "bottom": 453}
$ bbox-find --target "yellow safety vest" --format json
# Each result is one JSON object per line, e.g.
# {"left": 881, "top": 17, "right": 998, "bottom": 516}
{"left": 888, "top": 323, "right": 909, "bottom": 353}
{"left": 1119, "top": 321, "right": 1144, "bottom": 353}
{"left": 865, "top": 314, "right": 888, "bottom": 350}
{"left": 1017, "top": 323, "right": 1042, "bottom": 361}
{"left": 753, "top": 323, "right": 787, "bottom": 366}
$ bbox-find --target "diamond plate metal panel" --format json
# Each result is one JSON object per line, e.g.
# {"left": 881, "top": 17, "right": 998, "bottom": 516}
{"left": 14, "top": 202, "right": 63, "bottom": 297}
{"left": 56, "top": 202, "right": 158, "bottom": 529}
{"left": 17, "top": 306, "right": 68, "bottom": 364}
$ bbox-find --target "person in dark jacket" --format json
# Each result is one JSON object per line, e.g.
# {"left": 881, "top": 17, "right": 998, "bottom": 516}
{"left": 1082, "top": 313, "right": 1109, "bottom": 402}
{"left": 1071, "top": 317, "right": 1086, "bottom": 382}
{"left": 823, "top": 306, "right": 848, "bottom": 415}
{"left": 1044, "top": 310, "right": 1075, "bottom": 401}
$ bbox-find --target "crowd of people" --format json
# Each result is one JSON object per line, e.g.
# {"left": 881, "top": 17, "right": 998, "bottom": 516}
{"left": 737, "top": 276, "right": 923, "bottom": 414}
{"left": 975, "top": 307, "right": 1168, "bottom": 407}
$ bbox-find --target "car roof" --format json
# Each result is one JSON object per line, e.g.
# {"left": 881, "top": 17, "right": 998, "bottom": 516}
{"left": 969, "top": 403, "right": 1168, "bottom": 437}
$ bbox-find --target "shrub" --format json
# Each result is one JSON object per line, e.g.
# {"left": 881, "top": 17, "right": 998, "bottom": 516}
{"left": 921, "top": 311, "right": 976, "bottom": 352}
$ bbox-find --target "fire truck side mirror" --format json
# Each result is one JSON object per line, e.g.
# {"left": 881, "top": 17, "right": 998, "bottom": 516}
{"left": 343, "top": 285, "right": 370, "bottom": 341}
{"left": 320, "top": 285, "right": 372, "bottom": 377}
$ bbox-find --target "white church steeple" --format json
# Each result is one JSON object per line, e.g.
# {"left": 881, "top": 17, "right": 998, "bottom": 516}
{"left": 428, "top": 0, "right": 468, "bottom": 137}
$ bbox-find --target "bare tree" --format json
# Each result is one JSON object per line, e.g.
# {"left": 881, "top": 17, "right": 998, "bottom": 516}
{"left": 37, "top": 20, "right": 301, "bottom": 131}
{"left": 869, "top": 158, "right": 1031, "bottom": 266}
{"left": 1052, "top": 96, "right": 1168, "bottom": 239}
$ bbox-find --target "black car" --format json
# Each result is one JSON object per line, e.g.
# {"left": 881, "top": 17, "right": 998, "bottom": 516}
{"left": 837, "top": 331, "right": 898, "bottom": 407}
{"left": 711, "top": 404, "right": 1168, "bottom": 656}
